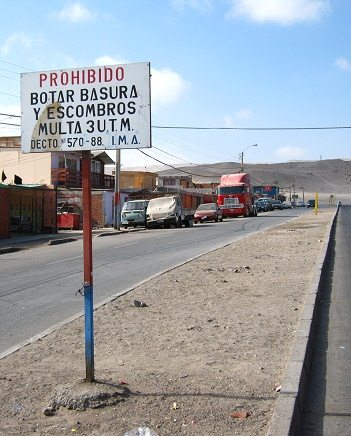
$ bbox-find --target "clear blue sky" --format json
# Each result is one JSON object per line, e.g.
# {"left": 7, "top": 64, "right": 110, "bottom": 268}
{"left": 0, "top": 0, "right": 350, "bottom": 169}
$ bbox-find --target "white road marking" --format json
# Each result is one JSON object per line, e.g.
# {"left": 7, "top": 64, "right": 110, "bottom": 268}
{"left": 48, "top": 255, "right": 82, "bottom": 265}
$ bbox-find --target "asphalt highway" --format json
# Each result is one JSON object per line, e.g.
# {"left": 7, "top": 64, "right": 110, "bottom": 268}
{"left": 0, "top": 208, "right": 306, "bottom": 356}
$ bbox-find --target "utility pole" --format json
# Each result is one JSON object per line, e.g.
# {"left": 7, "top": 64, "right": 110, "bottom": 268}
{"left": 292, "top": 176, "right": 296, "bottom": 207}
{"left": 239, "top": 144, "right": 257, "bottom": 172}
{"left": 275, "top": 170, "right": 279, "bottom": 200}
{"left": 300, "top": 186, "right": 305, "bottom": 203}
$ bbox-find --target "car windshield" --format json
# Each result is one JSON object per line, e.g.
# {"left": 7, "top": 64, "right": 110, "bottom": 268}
{"left": 196, "top": 203, "right": 216, "bottom": 211}
{"left": 122, "top": 201, "right": 147, "bottom": 211}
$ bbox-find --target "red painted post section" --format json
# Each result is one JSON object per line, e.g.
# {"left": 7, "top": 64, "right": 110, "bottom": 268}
{"left": 82, "top": 151, "right": 93, "bottom": 284}
{"left": 81, "top": 151, "right": 94, "bottom": 382}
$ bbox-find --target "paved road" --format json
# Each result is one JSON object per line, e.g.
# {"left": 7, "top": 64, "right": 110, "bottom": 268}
{"left": 0, "top": 208, "right": 306, "bottom": 355}
{"left": 300, "top": 204, "right": 351, "bottom": 434}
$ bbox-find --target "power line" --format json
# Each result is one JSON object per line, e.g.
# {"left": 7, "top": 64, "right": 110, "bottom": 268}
{"left": 0, "top": 113, "right": 21, "bottom": 118}
{"left": 138, "top": 149, "right": 219, "bottom": 178}
{"left": 1, "top": 111, "right": 351, "bottom": 131}
{"left": 152, "top": 145, "right": 196, "bottom": 165}
{"left": 0, "top": 74, "right": 17, "bottom": 81}
{"left": 0, "top": 59, "right": 34, "bottom": 72}
{"left": 152, "top": 125, "right": 351, "bottom": 131}
{"left": 0, "top": 91, "right": 19, "bottom": 98}
{"left": 0, "top": 122, "right": 20, "bottom": 126}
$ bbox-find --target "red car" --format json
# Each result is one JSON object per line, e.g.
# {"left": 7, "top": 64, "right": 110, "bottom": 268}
{"left": 194, "top": 203, "right": 223, "bottom": 224}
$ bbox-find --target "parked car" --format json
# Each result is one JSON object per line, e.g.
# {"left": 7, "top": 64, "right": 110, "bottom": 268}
{"left": 194, "top": 203, "right": 223, "bottom": 224}
{"left": 307, "top": 199, "right": 315, "bottom": 208}
{"left": 255, "top": 197, "right": 274, "bottom": 211}
{"left": 296, "top": 201, "right": 306, "bottom": 207}
{"left": 255, "top": 200, "right": 268, "bottom": 212}
{"left": 282, "top": 202, "right": 292, "bottom": 209}
{"left": 121, "top": 199, "right": 149, "bottom": 229}
{"left": 272, "top": 200, "right": 283, "bottom": 210}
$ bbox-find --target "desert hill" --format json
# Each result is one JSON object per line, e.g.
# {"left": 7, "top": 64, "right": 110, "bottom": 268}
{"left": 156, "top": 159, "right": 351, "bottom": 196}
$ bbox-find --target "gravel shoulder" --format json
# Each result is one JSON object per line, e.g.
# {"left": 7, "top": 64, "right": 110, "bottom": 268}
{"left": 0, "top": 208, "right": 335, "bottom": 436}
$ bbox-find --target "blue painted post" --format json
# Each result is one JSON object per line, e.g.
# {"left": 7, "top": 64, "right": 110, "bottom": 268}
{"left": 84, "top": 283, "right": 94, "bottom": 381}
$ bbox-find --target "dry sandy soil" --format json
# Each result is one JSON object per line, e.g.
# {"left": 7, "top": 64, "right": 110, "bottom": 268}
{"left": 0, "top": 207, "right": 335, "bottom": 436}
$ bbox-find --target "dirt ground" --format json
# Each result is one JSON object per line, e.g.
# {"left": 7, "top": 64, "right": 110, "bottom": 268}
{"left": 0, "top": 208, "right": 335, "bottom": 436}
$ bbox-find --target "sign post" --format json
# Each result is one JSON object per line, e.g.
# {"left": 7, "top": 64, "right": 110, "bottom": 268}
{"left": 21, "top": 62, "right": 151, "bottom": 382}
{"left": 82, "top": 150, "right": 94, "bottom": 381}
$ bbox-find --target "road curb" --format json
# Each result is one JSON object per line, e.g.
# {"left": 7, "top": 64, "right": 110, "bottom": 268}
{"left": 48, "top": 237, "right": 78, "bottom": 245}
{"left": 0, "top": 247, "right": 23, "bottom": 255}
{"left": 267, "top": 208, "right": 339, "bottom": 435}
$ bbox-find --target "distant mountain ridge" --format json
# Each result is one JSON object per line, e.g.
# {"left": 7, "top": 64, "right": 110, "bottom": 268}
{"left": 155, "top": 159, "right": 351, "bottom": 195}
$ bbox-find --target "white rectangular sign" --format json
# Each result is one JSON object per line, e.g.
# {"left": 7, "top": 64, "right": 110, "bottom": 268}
{"left": 21, "top": 62, "right": 151, "bottom": 153}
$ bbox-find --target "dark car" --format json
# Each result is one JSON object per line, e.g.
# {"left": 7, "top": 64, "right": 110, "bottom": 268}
{"left": 255, "top": 198, "right": 274, "bottom": 212}
{"left": 272, "top": 200, "right": 283, "bottom": 210}
{"left": 194, "top": 203, "right": 223, "bottom": 224}
{"left": 307, "top": 199, "right": 315, "bottom": 208}
{"left": 255, "top": 200, "right": 268, "bottom": 212}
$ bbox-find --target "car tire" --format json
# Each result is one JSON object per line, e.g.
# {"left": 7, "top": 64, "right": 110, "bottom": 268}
{"left": 176, "top": 217, "right": 182, "bottom": 228}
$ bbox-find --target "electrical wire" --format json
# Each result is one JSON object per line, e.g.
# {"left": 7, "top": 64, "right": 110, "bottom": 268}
{"left": 0, "top": 59, "right": 34, "bottom": 72}
{"left": 0, "top": 113, "right": 20, "bottom": 118}
{"left": 152, "top": 145, "right": 196, "bottom": 165}
{"left": 138, "top": 149, "right": 221, "bottom": 178}
{"left": 1, "top": 110, "right": 350, "bottom": 177}
{"left": 0, "top": 91, "right": 19, "bottom": 98}
{"left": 1, "top": 111, "right": 351, "bottom": 131}
{"left": 153, "top": 125, "right": 351, "bottom": 131}
{"left": 0, "top": 122, "right": 20, "bottom": 126}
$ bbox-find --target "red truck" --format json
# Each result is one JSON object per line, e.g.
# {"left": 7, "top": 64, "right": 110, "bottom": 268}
{"left": 217, "top": 172, "right": 257, "bottom": 218}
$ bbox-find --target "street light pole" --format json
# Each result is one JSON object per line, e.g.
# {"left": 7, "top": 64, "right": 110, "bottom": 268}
{"left": 240, "top": 144, "right": 257, "bottom": 172}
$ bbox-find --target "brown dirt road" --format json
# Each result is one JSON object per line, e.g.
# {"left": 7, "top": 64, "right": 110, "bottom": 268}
{"left": 0, "top": 208, "right": 335, "bottom": 435}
